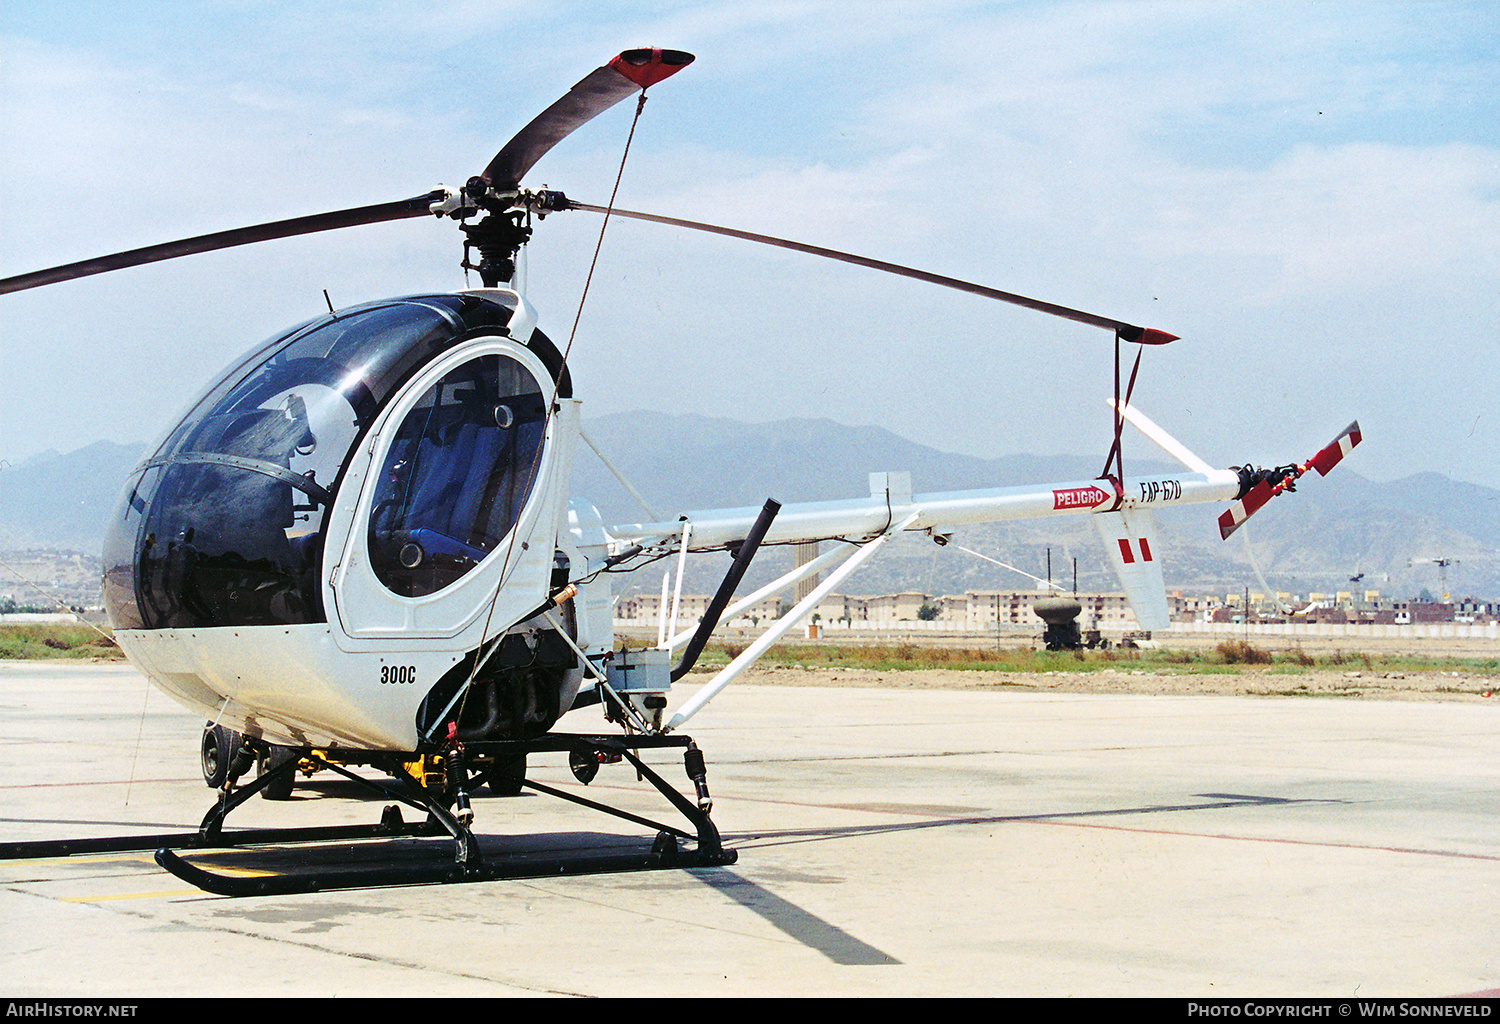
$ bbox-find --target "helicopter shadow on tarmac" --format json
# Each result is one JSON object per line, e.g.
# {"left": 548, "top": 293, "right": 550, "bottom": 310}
{"left": 720, "top": 791, "right": 1334, "bottom": 854}
{"left": 663, "top": 792, "right": 1335, "bottom": 967}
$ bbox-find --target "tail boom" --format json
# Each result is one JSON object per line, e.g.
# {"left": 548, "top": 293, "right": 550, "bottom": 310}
{"left": 609, "top": 470, "right": 1243, "bottom": 552}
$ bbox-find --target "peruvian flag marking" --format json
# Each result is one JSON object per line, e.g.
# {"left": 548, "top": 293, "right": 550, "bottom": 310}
{"left": 1117, "top": 537, "right": 1153, "bottom": 564}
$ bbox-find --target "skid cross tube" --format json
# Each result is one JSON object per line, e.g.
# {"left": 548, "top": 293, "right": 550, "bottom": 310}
{"left": 197, "top": 743, "right": 302, "bottom": 841}
{"left": 2, "top": 734, "right": 732, "bottom": 894}
{"left": 514, "top": 741, "right": 726, "bottom": 852}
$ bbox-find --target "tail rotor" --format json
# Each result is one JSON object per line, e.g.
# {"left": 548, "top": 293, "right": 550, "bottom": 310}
{"left": 1218, "top": 422, "right": 1362, "bottom": 540}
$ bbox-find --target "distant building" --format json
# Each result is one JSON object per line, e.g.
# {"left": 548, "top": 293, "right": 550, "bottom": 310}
{"left": 612, "top": 585, "right": 1491, "bottom": 633}
{"left": 1453, "top": 598, "right": 1495, "bottom": 623}
{"left": 1384, "top": 600, "right": 1460, "bottom": 624}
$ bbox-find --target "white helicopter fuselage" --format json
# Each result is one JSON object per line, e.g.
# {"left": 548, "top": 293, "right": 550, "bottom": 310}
{"left": 102, "top": 288, "right": 1261, "bottom": 755}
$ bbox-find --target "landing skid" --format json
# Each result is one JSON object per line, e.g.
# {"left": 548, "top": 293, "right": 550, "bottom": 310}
{"left": 2, "top": 734, "right": 735, "bottom": 897}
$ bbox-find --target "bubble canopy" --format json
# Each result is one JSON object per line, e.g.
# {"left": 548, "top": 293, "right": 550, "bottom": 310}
{"left": 102, "top": 294, "right": 568, "bottom": 631}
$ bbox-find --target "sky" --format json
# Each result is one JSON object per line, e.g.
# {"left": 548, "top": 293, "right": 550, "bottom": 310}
{"left": 2, "top": 0, "right": 1497, "bottom": 493}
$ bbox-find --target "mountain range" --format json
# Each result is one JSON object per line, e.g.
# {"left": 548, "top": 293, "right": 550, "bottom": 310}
{"left": 2, "top": 414, "right": 1495, "bottom": 601}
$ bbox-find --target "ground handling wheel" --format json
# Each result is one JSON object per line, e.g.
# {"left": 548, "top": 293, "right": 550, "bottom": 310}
{"left": 200, "top": 724, "right": 242, "bottom": 789}
{"left": 257, "top": 745, "right": 299, "bottom": 800}
{"left": 485, "top": 753, "right": 527, "bottom": 796}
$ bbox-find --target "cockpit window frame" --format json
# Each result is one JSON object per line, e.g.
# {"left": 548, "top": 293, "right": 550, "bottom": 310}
{"left": 353, "top": 336, "right": 558, "bottom": 603}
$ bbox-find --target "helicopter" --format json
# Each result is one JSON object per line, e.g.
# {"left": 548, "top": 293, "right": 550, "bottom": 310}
{"left": 0, "top": 49, "right": 1361, "bottom": 896}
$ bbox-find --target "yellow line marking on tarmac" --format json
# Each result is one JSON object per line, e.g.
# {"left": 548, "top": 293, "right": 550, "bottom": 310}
{"left": 11, "top": 853, "right": 159, "bottom": 867}
{"left": 10, "top": 853, "right": 275, "bottom": 875}
{"left": 55, "top": 863, "right": 275, "bottom": 901}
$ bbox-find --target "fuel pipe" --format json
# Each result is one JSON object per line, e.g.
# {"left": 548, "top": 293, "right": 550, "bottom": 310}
{"left": 670, "top": 498, "right": 781, "bottom": 682}
{"left": 516, "top": 545, "right": 643, "bottom": 627}
{"left": 517, "top": 582, "right": 580, "bottom": 624}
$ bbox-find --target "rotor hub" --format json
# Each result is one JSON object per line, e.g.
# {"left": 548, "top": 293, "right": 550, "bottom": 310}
{"left": 460, "top": 206, "right": 532, "bottom": 288}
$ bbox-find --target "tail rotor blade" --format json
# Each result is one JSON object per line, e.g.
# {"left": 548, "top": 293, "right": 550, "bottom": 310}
{"left": 1218, "top": 479, "right": 1277, "bottom": 540}
{"left": 1306, "top": 421, "right": 1362, "bottom": 477}
{"left": 1218, "top": 421, "right": 1364, "bottom": 540}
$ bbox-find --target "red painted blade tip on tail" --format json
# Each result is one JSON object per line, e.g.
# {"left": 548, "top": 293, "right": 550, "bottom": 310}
{"left": 1218, "top": 479, "right": 1274, "bottom": 540}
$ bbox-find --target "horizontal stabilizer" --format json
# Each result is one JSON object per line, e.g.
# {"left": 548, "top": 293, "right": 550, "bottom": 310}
{"left": 1094, "top": 507, "right": 1170, "bottom": 631}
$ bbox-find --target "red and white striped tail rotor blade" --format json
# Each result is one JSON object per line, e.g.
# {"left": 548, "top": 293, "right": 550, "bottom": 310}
{"left": 1306, "top": 421, "right": 1362, "bottom": 477}
{"left": 1218, "top": 420, "right": 1363, "bottom": 540}
{"left": 1218, "top": 479, "right": 1275, "bottom": 540}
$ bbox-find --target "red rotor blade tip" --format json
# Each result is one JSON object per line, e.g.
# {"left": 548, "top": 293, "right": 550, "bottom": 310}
{"left": 1138, "top": 328, "right": 1179, "bottom": 345}
{"left": 610, "top": 48, "right": 695, "bottom": 89}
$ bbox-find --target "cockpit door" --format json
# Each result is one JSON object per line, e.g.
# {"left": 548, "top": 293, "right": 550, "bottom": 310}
{"left": 325, "top": 337, "right": 573, "bottom": 641}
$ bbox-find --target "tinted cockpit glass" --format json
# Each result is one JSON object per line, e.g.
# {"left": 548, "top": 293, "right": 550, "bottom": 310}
{"left": 368, "top": 353, "right": 547, "bottom": 598}
{"left": 103, "top": 294, "right": 563, "bottom": 630}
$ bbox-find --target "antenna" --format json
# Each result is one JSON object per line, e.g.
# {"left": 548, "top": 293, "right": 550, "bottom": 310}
{"left": 1407, "top": 556, "right": 1459, "bottom": 602}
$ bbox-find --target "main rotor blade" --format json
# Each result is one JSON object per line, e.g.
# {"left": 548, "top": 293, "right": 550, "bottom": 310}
{"left": 0, "top": 193, "right": 442, "bottom": 295}
{"left": 565, "top": 200, "right": 1176, "bottom": 344}
{"left": 481, "top": 48, "right": 694, "bottom": 190}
